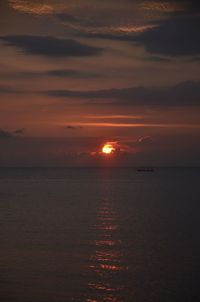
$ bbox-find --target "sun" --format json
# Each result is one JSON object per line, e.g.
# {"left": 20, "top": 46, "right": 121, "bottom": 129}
{"left": 102, "top": 143, "right": 115, "bottom": 154}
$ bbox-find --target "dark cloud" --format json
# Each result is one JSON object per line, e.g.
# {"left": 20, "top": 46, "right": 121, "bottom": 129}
{"left": 190, "top": 57, "right": 200, "bottom": 62}
{"left": 0, "top": 35, "right": 102, "bottom": 57}
{"left": 47, "top": 69, "right": 99, "bottom": 78}
{"left": 134, "top": 15, "right": 200, "bottom": 56}
{"left": 0, "top": 128, "right": 25, "bottom": 138}
{"left": 0, "top": 69, "right": 99, "bottom": 79}
{"left": 45, "top": 81, "right": 200, "bottom": 107}
{"left": 0, "top": 72, "right": 40, "bottom": 79}
{"left": 0, "top": 85, "right": 22, "bottom": 94}
{"left": 65, "top": 125, "right": 83, "bottom": 130}
{"left": 144, "top": 56, "right": 171, "bottom": 62}
{"left": 1, "top": 81, "right": 200, "bottom": 108}
{"left": 14, "top": 128, "right": 25, "bottom": 134}
{"left": 79, "top": 31, "right": 136, "bottom": 42}
{"left": 169, "top": 0, "right": 200, "bottom": 12}
{"left": 81, "top": 13, "right": 200, "bottom": 57}
{"left": 56, "top": 13, "right": 80, "bottom": 24}
{"left": 0, "top": 129, "right": 13, "bottom": 139}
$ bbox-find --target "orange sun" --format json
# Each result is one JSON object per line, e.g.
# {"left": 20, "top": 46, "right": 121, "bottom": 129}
{"left": 102, "top": 143, "right": 115, "bottom": 154}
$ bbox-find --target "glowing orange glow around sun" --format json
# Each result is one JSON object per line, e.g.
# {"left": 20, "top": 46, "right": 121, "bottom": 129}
{"left": 102, "top": 143, "right": 115, "bottom": 154}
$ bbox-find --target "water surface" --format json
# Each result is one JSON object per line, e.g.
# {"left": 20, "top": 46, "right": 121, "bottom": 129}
{"left": 0, "top": 168, "right": 200, "bottom": 301}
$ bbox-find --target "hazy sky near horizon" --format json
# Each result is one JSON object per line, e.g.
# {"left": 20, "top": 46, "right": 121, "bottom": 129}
{"left": 0, "top": 0, "right": 200, "bottom": 166}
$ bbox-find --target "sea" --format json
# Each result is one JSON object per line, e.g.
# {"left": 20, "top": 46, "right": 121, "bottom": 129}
{"left": 0, "top": 167, "right": 199, "bottom": 302}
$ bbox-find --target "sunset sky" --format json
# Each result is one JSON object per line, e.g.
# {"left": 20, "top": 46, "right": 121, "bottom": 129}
{"left": 0, "top": 0, "right": 200, "bottom": 166}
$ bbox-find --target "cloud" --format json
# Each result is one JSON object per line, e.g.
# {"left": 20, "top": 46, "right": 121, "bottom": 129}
{"left": 141, "top": 1, "right": 185, "bottom": 13}
{"left": 0, "top": 129, "right": 13, "bottom": 139}
{"left": 8, "top": 0, "right": 66, "bottom": 15}
{"left": 77, "top": 5, "right": 200, "bottom": 57}
{"left": 14, "top": 128, "right": 25, "bottom": 134}
{"left": 0, "top": 85, "right": 22, "bottom": 94}
{"left": 138, "top": 136, "right": 154, "bottom": 145}
{"left": 47, "top": 69, "right": 99, "bottom": 78}
{"left": 65, "top": 125, "right": 83, "bottom": 130}
{"left": 45, "top": 81, "right": 200, "bottom": 107}
{"left": 144, "top": 56, "right": 171, "bottom": 62}
{"left": 134, "top": 15, "right": 200, "bottom": 56}
{"left": 0, "top": 69, "right": 99, "bottom": 79}
{"left": 142, "top": 0, "right": 200, "bottom": 13}
{"left": 0, "top": 35, "right": 102, "bottom": 57}
{"left": 1, "top": 81, "right": 200, "bottom": 109}
{"left": 190, "top": 57, "right": 200, "bottom": 62}
{"left": 86, "top": 14, "right": 200, "bottom": 56}
{"left": 56, "top": 13, "right": 81, "bottom": 24}
{"left": 7, "top": 1, "right": 199, "bottom": 60}
{"left": 57, "top": 12, "right": 157, "bottom": 35}
{"left": 0, "top": 128, "right": 25, "bottom": 138}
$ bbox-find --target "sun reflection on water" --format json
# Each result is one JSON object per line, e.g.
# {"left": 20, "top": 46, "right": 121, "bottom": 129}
{"left": 86, "top": 198, "right": 128, "bottom": 302}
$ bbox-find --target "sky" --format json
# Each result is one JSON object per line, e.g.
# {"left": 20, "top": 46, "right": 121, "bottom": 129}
{"left": 0, "top": 0, "right": 200, "bottom": 166}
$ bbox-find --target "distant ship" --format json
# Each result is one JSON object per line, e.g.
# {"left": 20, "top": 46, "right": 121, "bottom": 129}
{"left": 136, "top": 167, "right": 154, "bottom": 172}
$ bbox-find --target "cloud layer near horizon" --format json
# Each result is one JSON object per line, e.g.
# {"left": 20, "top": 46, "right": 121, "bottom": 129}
{"left": 45, "top": 81, "right": 200, "bottom": 107}
{"left": 0, "top": 35, "right": 102, "bottom": 57}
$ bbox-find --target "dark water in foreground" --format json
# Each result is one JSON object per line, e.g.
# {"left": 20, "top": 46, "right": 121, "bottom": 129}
{"left": 0, "top": 167, "right": 200, "bottom": 302}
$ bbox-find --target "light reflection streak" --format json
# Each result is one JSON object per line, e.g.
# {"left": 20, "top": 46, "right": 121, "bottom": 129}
{"left": 86, "top": 197, "right": 128, "bottom": 301}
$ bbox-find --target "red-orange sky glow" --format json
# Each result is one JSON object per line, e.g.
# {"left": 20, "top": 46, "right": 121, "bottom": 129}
{"left": 0, "top": 0, "right": 200, "bottom": 166}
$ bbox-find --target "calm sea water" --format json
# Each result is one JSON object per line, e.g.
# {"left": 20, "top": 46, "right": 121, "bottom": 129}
{"left": 0, "top": 167, "right": 200, "bottom": 302}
